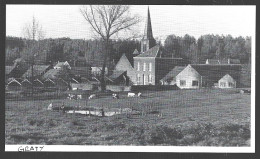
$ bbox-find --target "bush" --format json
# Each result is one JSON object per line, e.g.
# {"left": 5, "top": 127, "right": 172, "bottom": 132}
{"left": 149, "top": 126, "right": 183, "bottom": 145}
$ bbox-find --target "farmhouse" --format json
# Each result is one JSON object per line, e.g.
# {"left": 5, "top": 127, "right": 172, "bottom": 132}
{"left": 218, "top": 74, "right": 236, "bottom": 88}
{"left": 175, "top": 64, "right": 241, "bottom": 89}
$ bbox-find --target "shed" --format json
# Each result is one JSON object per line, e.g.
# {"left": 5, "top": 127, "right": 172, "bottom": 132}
{"left": 218, "top": 74, "right": 236, "bottom": 88}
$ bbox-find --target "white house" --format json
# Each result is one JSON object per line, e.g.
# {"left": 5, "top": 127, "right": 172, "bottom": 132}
{"left": 54, "top": 61, "right": 71, "bottom": 70}
{"left": 218, "top": 74, "right": 236, "bottom": 89}
{"left": 175, "top": 65, "right": 201, "bottom": 89}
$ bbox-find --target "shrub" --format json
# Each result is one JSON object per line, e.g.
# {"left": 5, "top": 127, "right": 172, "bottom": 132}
{"left": 149, "top": 126, "right": 183, "bottom": 145}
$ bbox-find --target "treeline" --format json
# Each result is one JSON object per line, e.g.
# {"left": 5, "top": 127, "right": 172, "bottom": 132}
{"left": 6, "top": 34, "right": 251, "bottom": 66}
{"left": 163, "top": 34, "right": 251, "bottom": 64}
{"left": 5, "top": 36, "right": 140, "bottom": 66}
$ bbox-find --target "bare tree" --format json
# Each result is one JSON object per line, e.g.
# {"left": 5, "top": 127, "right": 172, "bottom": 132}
{"left": 80, "top": 5, "right": 140, "bottom": 91}
{"left": 21, "top": 16, "right": 45, "bottom": 95}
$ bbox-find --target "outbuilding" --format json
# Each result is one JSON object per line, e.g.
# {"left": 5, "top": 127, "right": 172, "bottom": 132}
{"left": 218, "top": 74, "right": 236, "bottom": 88}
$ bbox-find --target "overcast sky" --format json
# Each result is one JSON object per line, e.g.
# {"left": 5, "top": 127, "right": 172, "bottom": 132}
{"left": 6, "top": 5, "right": 255, "bottom": 41}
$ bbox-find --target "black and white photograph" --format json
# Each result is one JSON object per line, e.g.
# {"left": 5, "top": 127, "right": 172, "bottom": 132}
{"left": 4, "top": 2, "right": 255, "bottom": 152}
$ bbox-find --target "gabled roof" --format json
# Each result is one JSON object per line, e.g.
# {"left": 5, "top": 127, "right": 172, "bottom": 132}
{"left": 108, "top": 70, "right": 126, "bottom": 81}
{"left": 5, "top": 66, "right": 15, "bottom": 75}
{"left": 54, "top": 61, "right": 71, "bottom": 69}
{"left": 43, "top": 69, "right": 61, "bottom": 79}
{"left": 22, "top": 65, "right": 50, "bottom": 78}
{"left": 115, "top": 53, "right": 134, "bottom": 70}
{"left": 161, "top": 66, "right": 186, "bottom": 82}
{"left": 219, "top": 74, "right": 236, "bottom": 82}
{"left": 135, "top": 45, "right": 160, "bottom": 58}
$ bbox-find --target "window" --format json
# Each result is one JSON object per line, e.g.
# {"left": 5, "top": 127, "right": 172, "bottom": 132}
{"left": 137, "top": 74, "right": 140, "bottom": 81}
{"left": 149, "top": 63, "right": 152, "bottom": 71}
{"left": 220, "top": 82, "right": 226, "bottom": 87}
{"left": 143, "top": 44, "right": 147, "bottom": 52}
{"left": 137, "top": 62, "right": 140, "bottom": 71}
{"left": 148, "top": 74, "right": 152, "bottom": 83}
{"left": 192, "top": 80, "right": 199, "bottom": 86}
{"left": 180, "top": 80, "right": 186, "bottom": 86}
{"left": 143, "top": 63, "right": 146, "bottom": 71}
{"left": 228, "top": 82, "right": 234, "bottom": 87}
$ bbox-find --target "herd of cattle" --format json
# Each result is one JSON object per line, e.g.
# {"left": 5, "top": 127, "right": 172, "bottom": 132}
{"left": 66, "top": 92, "right": 143, "bottom": 100}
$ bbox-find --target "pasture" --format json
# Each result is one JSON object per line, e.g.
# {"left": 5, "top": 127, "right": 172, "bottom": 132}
{"left": 5, "top": 88, "right": 251, "bottom": 146}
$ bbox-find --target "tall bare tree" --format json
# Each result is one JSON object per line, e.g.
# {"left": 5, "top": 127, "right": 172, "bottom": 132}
{"left": 80, "top": 5, "right": 140, "bottom": 91}
{"left": 22, "top": 16, "right": 45, "bottom": 94}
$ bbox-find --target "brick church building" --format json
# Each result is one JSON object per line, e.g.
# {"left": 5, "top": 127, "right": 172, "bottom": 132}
{"left": 111, "top": 7, "right": 188, "bottom": 85}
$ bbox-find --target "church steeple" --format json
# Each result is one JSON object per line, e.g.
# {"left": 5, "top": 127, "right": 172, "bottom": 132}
{"left": 141, "top": 7, "right": 156, "bottom": 53}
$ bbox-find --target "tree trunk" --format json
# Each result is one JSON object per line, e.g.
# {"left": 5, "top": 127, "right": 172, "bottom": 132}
{"left": 100, "top": 39, "right": 109, "bottom": 91}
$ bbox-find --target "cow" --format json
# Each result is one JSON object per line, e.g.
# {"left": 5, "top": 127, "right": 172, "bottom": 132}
{"left": 89, "top": 94, "right": 96, "bottom": 99}
{"left": 112, "top": 93, "right": 119, "bottom": 99}
{"left": 128, "top": 92, "right": 136, "bottom": 97}
{"left": 47, "top": 103, "right": 53, "bottom": 110}
{"left": 137, "top": 92, "right": 142, "bottom": 98}
{"left": 77, "top": 94, "right": 82, "bottom": 100}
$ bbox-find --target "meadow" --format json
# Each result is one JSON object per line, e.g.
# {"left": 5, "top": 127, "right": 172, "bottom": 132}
{"left": 5, "top": 88, "right": 251, "bottom": 146}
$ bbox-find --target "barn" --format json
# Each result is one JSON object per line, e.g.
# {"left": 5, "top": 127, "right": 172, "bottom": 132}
{"left": 218, "top": 74, "right": 236, "bottom": 89}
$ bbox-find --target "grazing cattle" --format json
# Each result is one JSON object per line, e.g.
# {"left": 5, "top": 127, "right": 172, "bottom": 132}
{"left": 77, "top": 94, "right": 82, "bottom": 100}
{"left": 47, "top": 103, "right": 53, "bottom": 110}
{"left": 112, "top": 93, "right": 119, "bottom": 99}
{"left": 128, "top": 92, "right": 135, "bottom": 97}
{"left": 89, "top": 94, "right": 96, "bottom": 99}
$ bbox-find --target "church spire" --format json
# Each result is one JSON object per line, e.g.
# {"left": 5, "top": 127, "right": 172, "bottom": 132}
{"left": 144, "top": 6, "right": 154, "bottom": 40}
{"left": 141, "top": 7, "right": 156, "bottom": 53}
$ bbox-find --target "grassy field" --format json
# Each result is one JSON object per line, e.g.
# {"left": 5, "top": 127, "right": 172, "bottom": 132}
{"left": 5, "top": 88, "right": 251, "bottom": 146}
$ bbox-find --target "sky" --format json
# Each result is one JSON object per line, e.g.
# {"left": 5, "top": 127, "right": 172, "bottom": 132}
{"left": 6, "top": 5, "right": 255, "bottom": 41}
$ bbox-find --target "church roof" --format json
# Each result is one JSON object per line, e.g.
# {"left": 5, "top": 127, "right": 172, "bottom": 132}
{"left": 135, "top": 45, "right": 160, "bottom": 58}
{"left": 143, "top": 7, "right": 154, "bottom": 40}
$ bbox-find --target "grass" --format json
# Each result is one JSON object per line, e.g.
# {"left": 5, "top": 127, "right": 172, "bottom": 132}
{"left": 5, "top": 88, "right": 251, "bottom": 146}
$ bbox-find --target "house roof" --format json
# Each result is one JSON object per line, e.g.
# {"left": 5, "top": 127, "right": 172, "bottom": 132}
{"left": 5, "top": 66, "right": 15, "bottom": 75}
{"left": 43, "top": 69, "right": 61, "bottom": 79}
{"left": 54, "top": 61, "right": 70, "bottom": 68}
{"left": 190, "top": 64, "right": 241, "bottom": 83}
{"left": 161, "top": 66, "right": 186, "bottom": 82}
{"left": 22, "top": 65, "right": 50, "bottom": 78}
{"left": 135, "top": 45, "right": 160, "bottom": 58}
{"left": 115, "top": 53, "right": 134, "bottom": 70}
{"left": 219, "top": 74, "right": 235, "bottom": 82}
{"left": 108, "top": 70, "right": 126, "bottom": 81}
